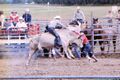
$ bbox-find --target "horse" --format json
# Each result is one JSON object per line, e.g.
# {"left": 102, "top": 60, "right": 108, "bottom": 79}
{"left": 83, "top": 18, "right": 117, "bottom": 54}
{"left": 26, "top": 25, "right": 82, "bottom": 65}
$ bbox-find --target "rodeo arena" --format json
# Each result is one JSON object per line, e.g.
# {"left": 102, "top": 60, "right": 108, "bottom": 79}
{"left": 0, "top": 5, "right": 120, "bottom": 80}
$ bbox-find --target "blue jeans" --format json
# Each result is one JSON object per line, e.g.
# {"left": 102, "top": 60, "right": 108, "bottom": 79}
{"left": 83, "top": 43, "right": 93, "bottom": 57}
{"left": 46, "top": 26, "right": 62, "bottom": 47}
{"left": 77, "top": 19, "right": 84, "bottom": 24}
{"left": 71, "top": 43, "right": 81, "bottom": 59}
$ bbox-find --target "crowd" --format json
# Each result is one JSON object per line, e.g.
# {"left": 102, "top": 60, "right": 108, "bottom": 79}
{"left": 0, "top": 8, "right": 32, "bottom": 31}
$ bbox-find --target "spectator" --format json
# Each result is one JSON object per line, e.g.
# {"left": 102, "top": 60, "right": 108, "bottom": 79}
{"left": 16, "top": 17, "right": 27, "bottom": 31}
{"left": 0, "top": 11, "right": 5, "bottom": 27}
{"left": 106, "top": 10, "right": 113, "bottom": 27}
{"left": 10, "top": 10, "right": 19, "bottom": 26}
{"left": 3, "top": 18, "right": 14, "bottom": 28}
{"left": 22, "top": 8, "right": 32, "bottom": 25}
{"left": 116, "top": 9, "right": 120, "bottom": 22}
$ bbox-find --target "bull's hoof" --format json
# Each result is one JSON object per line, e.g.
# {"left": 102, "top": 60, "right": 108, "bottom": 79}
{"left": 71, "top": 56, "right": 75, "bottom": 59}
{"left": 26, "top": 61, "right": 29, "bottom": 66}
{"left": 67, "top": 56, "right": 72, "bottom": 59}
{"left": 93, "top": 59, "right": 98, "bottom": 63}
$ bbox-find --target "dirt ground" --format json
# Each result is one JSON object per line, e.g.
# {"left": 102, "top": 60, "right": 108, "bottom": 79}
{"left": 0, "top": 54, "right": 120, "bottom": 79}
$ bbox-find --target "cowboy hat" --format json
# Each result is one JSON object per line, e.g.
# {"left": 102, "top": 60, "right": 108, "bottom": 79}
{"left": 54, "top": 16, "right": 61, "bottom": 19}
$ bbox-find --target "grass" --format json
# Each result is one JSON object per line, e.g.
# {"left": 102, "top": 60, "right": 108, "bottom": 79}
{"left": 0, "top": 4, "right": 119, "bottom": 21}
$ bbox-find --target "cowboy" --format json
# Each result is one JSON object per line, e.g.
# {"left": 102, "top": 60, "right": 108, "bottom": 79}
{"left": 78, "top": 31, "right": 97, "bottom": 62}
{"left": 46, "top": 16, "right": 63, "bottom": 48}
{"left": 22, "top": 8, "right": 32, "bottom": 25}
{"left": 73, "top": 6, "right": 85, "bottom": 26}
{"left": 70, "top": 42, "right": 81, "bottom": 59}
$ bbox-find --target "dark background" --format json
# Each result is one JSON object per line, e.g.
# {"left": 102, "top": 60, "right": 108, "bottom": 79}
{"left": 0, "top": 0, "right": 120, "bottom": 5}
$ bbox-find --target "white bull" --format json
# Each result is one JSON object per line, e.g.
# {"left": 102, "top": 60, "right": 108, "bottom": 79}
{"left": 26, "top": 25, "right": 82, "bottom": 65}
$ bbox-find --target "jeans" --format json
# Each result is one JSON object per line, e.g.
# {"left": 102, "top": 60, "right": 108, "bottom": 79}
{"left": 12, "top": 22, "right": 17, "bottom": 26}
{"left": 46, "top": 26, "right": 62, "bottom": 47}
{"left": 71, "top": 43, "right": 81, "bottom": 59}
{"left": 83, "top": 43, "right": 93, "bottom": 57}
{"left": 77, "top": 19, "right": 84, "bottom": 24}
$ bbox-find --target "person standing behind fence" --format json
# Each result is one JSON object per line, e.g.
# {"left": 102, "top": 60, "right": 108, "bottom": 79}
{"left": 105, "top": 10, "right": 113, "bottom": 27}
{"left": 22, "top": 8, "right": 32, "bottom": 25}
{"left": 10, "top": 10, "right": 19, "bottom": 26}
{"left": 0, "top": 11, "right": 5, "bottom": 27}
{"left": 116, "top": 9, "right": 120, "bottom": 22}
{"left": 73, "top": 6, "right": 85, "bottom": 26}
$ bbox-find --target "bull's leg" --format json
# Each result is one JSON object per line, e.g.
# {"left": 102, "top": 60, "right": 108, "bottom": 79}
{"left": 67, "top": 47, "right": 75, "bottom": 59}
{"left": 63, "top": 44, "right": 72, "bottom": 59}
{"left": 113, "top": 37, "right": 116, "bottom": 53}
{"left": 26, "top": 49, "right": 36, "bottom": 65}
{"left": 51, "top": 48, "right": 57, "bottom": 60}
{"left": 107, "top": 41, "right": 110, "bottom": 54}
{"left": 99, "top": 41, "right": 105, "bottom": 54}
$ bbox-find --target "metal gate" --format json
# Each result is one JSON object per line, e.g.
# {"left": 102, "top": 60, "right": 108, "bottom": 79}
{"left": 88, "top": 14, "right": 120, "bottom": 54}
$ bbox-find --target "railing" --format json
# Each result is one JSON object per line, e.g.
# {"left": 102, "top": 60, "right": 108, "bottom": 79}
{"left": 0, "top": 28, "right": 27, "bottom": 40}
{"left": 0, "top": 19, "right": 120, "bottom": 53}
{"left": 0, "top": 76, "right": 120, "bottom": 79}
{"left": 86, "top": 17, "right": 120, "bottom": 54}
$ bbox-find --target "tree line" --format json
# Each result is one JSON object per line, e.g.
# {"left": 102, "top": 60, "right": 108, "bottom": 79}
{"left": 0, "top": 0, "right": 120, "bottom": 5}
{"left": 33, "top": 0, "right": 120, "bottom": 5}
{"left": 0, "top": 0, "right": 33, "bottom": 4}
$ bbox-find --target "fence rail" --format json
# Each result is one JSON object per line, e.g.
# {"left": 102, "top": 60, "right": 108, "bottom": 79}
{"left": 0, "top": 76, "right": 120, "bottom": 79}
{"left": 0, "top": 18, "right": 120, "bottom": 52}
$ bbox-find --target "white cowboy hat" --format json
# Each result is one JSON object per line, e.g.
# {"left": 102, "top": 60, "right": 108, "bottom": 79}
{"left": 25, "top": 8, "right": 30, "bottom": 12}
{"left": 19, "top": 17, "right": 24, "bottom": 20}
{"left": 77, "top": 6, "right": 80, "bottom": 10}
{"left": 54, "top": 16, "right": 61, "bottom": 19}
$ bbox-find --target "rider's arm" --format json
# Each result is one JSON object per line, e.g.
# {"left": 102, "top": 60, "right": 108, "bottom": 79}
{"left": 56, "top": 21, "right": 65, "bottom": 29}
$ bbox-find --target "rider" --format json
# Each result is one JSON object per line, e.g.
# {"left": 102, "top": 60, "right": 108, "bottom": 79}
{"left": 46, "top": 16, "right": 63, "bottom": 48}
{"left": 73, "top": 6, "right": 85, "bottom": 26}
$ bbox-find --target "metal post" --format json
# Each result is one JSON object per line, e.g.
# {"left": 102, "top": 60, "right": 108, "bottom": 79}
{"left": 91, "top": 11, "right": 94, "bottom": 54}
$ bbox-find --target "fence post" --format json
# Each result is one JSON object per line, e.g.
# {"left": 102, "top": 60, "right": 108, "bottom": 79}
{"left": 91, "top": 11, "right": 94, "bottom": 54}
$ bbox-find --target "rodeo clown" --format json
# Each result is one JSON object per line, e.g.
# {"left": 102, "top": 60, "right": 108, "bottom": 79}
{"left": 78, "top": 31, "right": 98, "bottom": 62}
